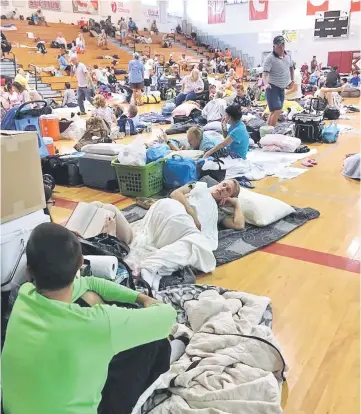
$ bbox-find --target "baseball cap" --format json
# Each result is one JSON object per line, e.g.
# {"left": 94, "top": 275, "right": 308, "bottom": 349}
{"left": 273, "top": 35, "right": 285, "bottom": 45}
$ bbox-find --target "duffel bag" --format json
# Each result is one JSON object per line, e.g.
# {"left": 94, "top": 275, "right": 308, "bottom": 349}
{"left": 323, "top": 106, "right": 340, "bottom": 120}
{"left": 141, "top": 93, "right": 161, "bottom": 104}
{"left": 41, "top": 155, "right": 83, "bottom": 186}
{"left": 245, "top": 118, "right": 266, "bottom": 143}
{"left": 163, "top": 155, "right": 198, "bottom": 188}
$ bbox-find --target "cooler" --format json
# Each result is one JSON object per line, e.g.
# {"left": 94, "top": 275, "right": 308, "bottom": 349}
{"left": 40, "top": 115, "right": 60, "bottom": 141}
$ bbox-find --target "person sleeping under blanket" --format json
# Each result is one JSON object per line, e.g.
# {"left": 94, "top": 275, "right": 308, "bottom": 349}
{"left": 164, "top": 126, "right": 223, "bottom": 153}
{"left": 125, "top": 178, "right": 244, "bottom": 290}
{"left": 2, "top": 222, "right": 176, "bottom": 414}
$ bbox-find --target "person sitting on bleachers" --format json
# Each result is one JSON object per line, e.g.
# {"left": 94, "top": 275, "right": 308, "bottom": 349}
{"left": 98, "top": 29, "right": 108, "bottom": 50}
{"left": 225, "top": 48, "right": 232, "bottom": 59}
{"left": 150, "top": 20, "right": 159, "bottom": 34}
{"left": 35, "top": 8, "right": 48, "bottom": 26}
{"left": 202, "top": 91, "right": 227, "bottom": 123}
{"left": 162, "top": 33, "right": 172, "bottom": 48}
{"left": 92, "top": 65, "right": 109, "bottom": 85}
{"left": 175, "top": 68, "right": 204, "bottom": 106}
{"left": 62, "top": 82, "right": 78, "bottom": 108}
{"left": 57, "top": 50, "right": 71, "bottom": 76}
{"left": 11, "top": 82, "right": 30, "bottom": 106}
{"left": 55, "top": 32, "right": 67, "bottom": 49}
{"left": 75, "top": 32, "right": 86, "bottom": 53}
{"left": 14, "top": 67, "right": 30, "bottom": 90}
{"left": 128, "top": 17, "right": 138, "bottom": 34}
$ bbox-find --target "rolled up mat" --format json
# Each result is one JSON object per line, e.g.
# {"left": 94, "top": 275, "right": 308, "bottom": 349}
{"left": 84, "top": 255, "right": 118, "bottom": 280}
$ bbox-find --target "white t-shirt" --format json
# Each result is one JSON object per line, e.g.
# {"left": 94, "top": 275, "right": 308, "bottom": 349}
{"left": 75, "top": 62, "right": 88, "bottom": 87}
{"left": 56, "top": 37, "right": 67, "bottom": 46}
{"left": 287, "top": 69, "right": 302, "bottom": 100}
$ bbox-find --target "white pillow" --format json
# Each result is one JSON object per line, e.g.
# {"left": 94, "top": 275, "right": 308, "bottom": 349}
{"left": 81, "top": 143, "right": 124, "bottom": 156}
{"left": 238, "top": 188, "right": 295, "bottom": 226}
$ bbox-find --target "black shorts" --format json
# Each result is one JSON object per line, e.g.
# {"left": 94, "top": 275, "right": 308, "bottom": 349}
{"left": 144, "top": 79, "right": 151, "bottom": 87}
{"left": 130, "top": 82, "right": 144, "bottom": 90}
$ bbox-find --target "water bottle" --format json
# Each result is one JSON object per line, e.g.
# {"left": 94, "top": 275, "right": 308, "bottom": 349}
{"left": 125, "top": 120, "right": 131, "bottom": 136}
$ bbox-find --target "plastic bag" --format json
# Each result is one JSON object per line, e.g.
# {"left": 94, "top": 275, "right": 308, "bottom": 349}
{"left": 322, "top": 123, "right": 339, "bottom": 143}
{"left": 117, "top": 137, "right": 147, "bottom": 166}
{"left": 163, "top": 155, "right": 198, "bottom": 188}
{"left": 146, "top": 144, "right": 170, "bottom": 163}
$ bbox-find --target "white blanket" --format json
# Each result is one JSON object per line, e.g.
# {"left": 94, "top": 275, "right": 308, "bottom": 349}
{"left": 125, "top": 195, "right": 217, "bottom": 290}
{"left": 132, "top": 290, "right": 286, "bottom": 414}
{"left": 202, "top": 148, "right": 317, "bottom": 181}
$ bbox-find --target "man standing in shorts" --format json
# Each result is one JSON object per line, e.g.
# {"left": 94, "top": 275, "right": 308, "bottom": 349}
{"left": 71, "top": 56, "right": 93, "bottom": 115}
{"left": 128, "top": 52, "right": 144, "bottom": 106}
{"left": 262, "top": 35, "right": 294, "bottom": 126}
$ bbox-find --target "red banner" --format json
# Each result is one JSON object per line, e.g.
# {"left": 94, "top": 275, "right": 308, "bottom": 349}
{"left": 351, "top": 0, "right": 361, "bottom": 12}
{"left": 110, "top": 1, "right": 131, "bottom": 14}
{"left": 249, "top": 0, "right": 269, "bottom": 21}
{"left": 208, "top": 0, "right": 226, "bottom": 24}
{"left": 306, "top": 0, "right": 329, "bottom": 16}
{"left": 72, "top": 0, "right": 99, "bottom": 15}
{"left": 28, "top": 0, "right": 61, "bottom": 11}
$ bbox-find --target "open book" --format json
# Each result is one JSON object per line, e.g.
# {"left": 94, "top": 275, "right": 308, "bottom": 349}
{"left": 66, "top": 202, "right": 116, "bottom": 239}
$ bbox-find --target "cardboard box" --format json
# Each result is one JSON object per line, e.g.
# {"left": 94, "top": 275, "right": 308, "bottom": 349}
{"left": 1, "top": 131, "right": 45, "bottom": 224}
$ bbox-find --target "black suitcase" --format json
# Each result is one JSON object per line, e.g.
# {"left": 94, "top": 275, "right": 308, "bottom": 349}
{"left": 245, "top": 118, "right": 266, "bottom": 143}
{"left": 324, "top": 106, "right": 340, "bottom": 120}
{"left": 41, "top": 155, "right": 83, "bottom": 187}
{"left": 293, "top": 98, "right": 324, "bottom": 143}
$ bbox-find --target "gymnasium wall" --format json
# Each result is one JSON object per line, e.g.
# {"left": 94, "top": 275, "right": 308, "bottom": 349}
{"left": 3, "top": 0, "right": 181, "bottom": 33}
{"left": 185, "top": 0, "right": 360, "bottom": 67}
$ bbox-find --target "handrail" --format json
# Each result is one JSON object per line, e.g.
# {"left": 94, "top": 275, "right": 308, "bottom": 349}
{"left": 158, "top": 54, "right": 165, "bottom": 66}
{"left": 7, "top": 51, "right": 17, "bottom": 74}
{"left": 28, "top": 64, "right": 38, "bottom": 90}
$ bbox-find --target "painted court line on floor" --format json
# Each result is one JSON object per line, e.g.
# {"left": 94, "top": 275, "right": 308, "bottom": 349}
{"left": 54, "top": 197, "right": 360, "bottom": 274}
{"left": 262, "top": 243, "right": 360, "bottom": 274}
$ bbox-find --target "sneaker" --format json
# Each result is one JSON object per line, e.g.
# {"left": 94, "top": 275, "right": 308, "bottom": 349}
{"left": 79, "top": 112, "right": 86, "bottom": 115}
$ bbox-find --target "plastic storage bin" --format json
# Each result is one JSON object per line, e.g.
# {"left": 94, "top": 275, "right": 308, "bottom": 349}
{"left": 112, "top": 159, "right": 163, "bottom": 197}
{"left": 40, "top": 115, "right": 60, "bottom": 141}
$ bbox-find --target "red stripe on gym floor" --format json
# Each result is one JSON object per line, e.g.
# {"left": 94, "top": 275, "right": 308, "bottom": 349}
{"left": 262, "top": 243, "right": 360, "bottom": 274}
{"left": 53, "top": 198, "right": 78, "bottom": 210}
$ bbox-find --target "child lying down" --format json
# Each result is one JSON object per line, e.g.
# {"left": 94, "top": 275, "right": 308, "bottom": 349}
{"left": 125, "top": 179, "right": 244, "bottom": 290}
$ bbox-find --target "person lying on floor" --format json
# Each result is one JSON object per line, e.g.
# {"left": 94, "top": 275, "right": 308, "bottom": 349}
{"left": 170, "top": 178, "right": 244, "bottom": 231}
{"left": 202, "top": 105, "right": 250, "bottom": 160}
{"left": 2, "top": 222, "right": 176, "bottom": 414}
{"left": 165, "top": 126, "right": 223, "bottom": 153}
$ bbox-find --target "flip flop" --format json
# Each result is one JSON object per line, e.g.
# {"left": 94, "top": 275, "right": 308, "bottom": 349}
{"left": 309, "top": 158, "right": 318, "bottom": 165}
{"left": 236, "top": 176, "right": 255, "bottom": 189}
{"left": 302, "top": 159, "right": 314, "bottom": 168}
{"left": 136, "top": 197, "right": 156, "bottom": 210}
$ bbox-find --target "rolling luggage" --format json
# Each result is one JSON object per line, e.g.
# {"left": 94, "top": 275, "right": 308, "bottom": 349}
{"left": 293, "top": 98, "right": 324, "bottom": 143}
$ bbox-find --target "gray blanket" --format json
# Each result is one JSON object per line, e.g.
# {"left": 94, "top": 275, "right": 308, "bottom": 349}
{"left": 122, "top": 204, "right": 320, "bottom": 266}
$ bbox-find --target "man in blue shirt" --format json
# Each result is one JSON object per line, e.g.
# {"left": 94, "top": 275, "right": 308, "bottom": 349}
{"left": 128, "top": 17, "right": 138, "bottom": 34}
{"left": 128, "top": 52, "right": 144, "bottom": 106}
{"left": 203, "top": 105, "right": 249, "bottom": 160}
{"left": 350, "top": 71, "right": 360, "bottom": 87}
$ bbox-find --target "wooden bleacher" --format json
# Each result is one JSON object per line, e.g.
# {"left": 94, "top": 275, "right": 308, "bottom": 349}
{"left": 2, "top": 20, "right": 202, "bottom": 99}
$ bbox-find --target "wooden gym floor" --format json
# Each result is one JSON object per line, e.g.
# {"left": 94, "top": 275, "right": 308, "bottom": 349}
{"left": 53, "top": 99, "right": 360, "bottom": 414}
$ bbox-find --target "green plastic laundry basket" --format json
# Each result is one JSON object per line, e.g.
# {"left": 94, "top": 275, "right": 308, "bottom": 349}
{"left": 111, "top": 158, "right": 164, "bottom": 197}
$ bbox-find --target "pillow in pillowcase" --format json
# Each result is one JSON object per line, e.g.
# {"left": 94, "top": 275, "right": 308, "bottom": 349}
{"left": 81, "top": 143, "right": 124, "bottom": 156}
{"left": 172, "top": 103, "right": 199, "bottom": 117}
{"left": 238, "top": 188, "right": 295, "bottom": 226}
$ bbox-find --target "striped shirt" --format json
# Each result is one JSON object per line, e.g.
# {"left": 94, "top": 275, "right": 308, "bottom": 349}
{"left": 263, "top": 52, "right": 293, "bottom": 89}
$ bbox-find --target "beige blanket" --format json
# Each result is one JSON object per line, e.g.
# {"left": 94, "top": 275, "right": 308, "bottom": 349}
{"left": 133, "top": 290, "right": 286, "bottom": 414}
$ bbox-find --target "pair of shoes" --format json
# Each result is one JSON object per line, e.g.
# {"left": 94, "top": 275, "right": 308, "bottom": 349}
{"left": 301, "top": 158, "right": 318, "bottom": 167}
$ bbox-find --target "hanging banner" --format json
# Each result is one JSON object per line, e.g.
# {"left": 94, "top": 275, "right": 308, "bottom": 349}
{"left": 351, "top": 0, "right": 361, "bottom": 12}
{"left": 72, "top": 0, "right": 99, "bottom": 15}
{"left": 208, "top": 0, "right": 226, "bottom": 24}
{"left": 29, "top": 0, "right": 61, "bottom": 11}
{"left": 306, "top": 0, "right": 329, "bottom": 15}
{"left": 110, "top": 1, "right": 131, "bottom": 14}
{"left": 144, "top": 6, "right": 160, "bottom": 21}
{"left": 249, "top": 0, "right": 269, "bottom": 20}
{"left": 282, "top": 30, "right": 298, "bottom": 43}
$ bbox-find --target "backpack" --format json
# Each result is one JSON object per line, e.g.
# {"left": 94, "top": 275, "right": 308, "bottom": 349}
{"left": 74, "top": 116, "right": 111, "bottom": 151}
{"left": 165, "top": 88, "right": 177, "bottom": 101}
{"left": 1, "top": 41, "right": 11, "bottom": 53}
{"left": 312, "top": 98, "right": 327, "bottom": 111}
{"left": 321, "top": 123, "right": 339, "bottom": 143}
{"left": 245, "top": 118, "right": 267, "bottom": 143}
{"left": 163, "top": 155, "right": 198, "bottom": 188}
{"left": 323, "top": 106, "right": 340, "bottom": 120}
{"left": 41, "top": 155, "right": 83, "bottom": 186}
{"left": 117, "top": 116, "right": 136, "bottom": 135}
{"left": 162, "top": 101, "right": 176, "bottom": 116}
{"left": 50, "top": 41, "right": 59, "bottom": 48}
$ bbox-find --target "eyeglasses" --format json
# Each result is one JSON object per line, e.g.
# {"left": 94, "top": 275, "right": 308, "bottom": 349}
{"left": 47, "top": 200, "right": 55, "bottom": 206}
